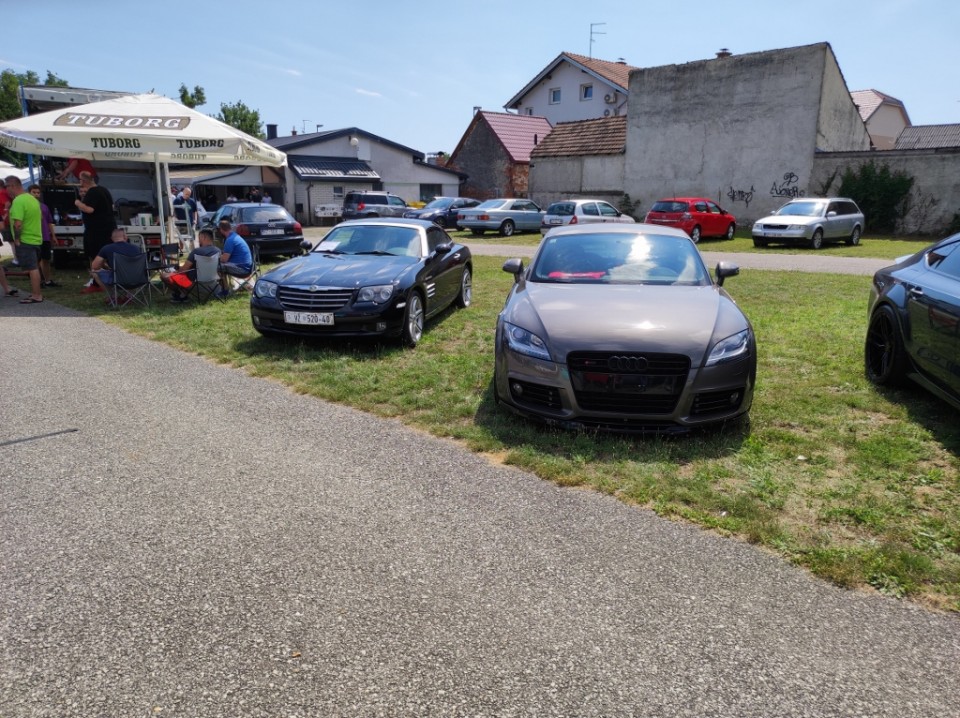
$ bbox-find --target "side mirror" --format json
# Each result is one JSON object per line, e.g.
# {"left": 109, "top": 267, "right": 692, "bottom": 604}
{"left": 715, "top": 261, "right": 740, "bottom": 287}
{"left": 434, "top": 243, "right": 453, "bottom": 254}
{"left": 300, "top": 239, "right": 314, "bottom": 253}
{"left": 827, "top": 210, "right": 837, "bottom": 217}
{"left": 503, "top": 257, "right": 524, "bottom": 283}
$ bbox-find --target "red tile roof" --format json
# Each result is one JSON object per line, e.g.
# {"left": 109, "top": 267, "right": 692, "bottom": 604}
{"left": 480, "top": 111, "right": 553, "bottom": 163}
{"left": 563, "top": 52, "right": 638, "bottom": 91}
{"left": 531, "top": 116, "right": 627, "bottom": 158}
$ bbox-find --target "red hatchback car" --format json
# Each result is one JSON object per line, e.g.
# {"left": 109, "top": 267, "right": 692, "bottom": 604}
{"left": 644, "top": 197, "right": 736, "bottom": 243}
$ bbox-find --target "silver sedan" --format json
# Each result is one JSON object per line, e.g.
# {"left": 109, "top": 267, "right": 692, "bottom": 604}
{"left": 457, "top": 198, "right": 544, "bottom": 237}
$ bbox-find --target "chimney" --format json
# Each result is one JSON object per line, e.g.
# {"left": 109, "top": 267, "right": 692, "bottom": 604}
{"left": 616, "top": 58, "right": 627, "bottom": 64}
{"left": 291, "top": 127, "right": 297, "bottom": 136}
{"left": 533, "top": 134, "right": 538, "bottom": 146}
{"left": 266, "top": 124, "right": 278, "bottom": 140}
{"left": 473, "top": 106, "right": 481, "bottom": 115}
{"left": 716, "top": 48, "right": 732, "bottom": 59}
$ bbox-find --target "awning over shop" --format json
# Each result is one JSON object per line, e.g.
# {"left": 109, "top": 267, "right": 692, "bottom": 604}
{"left": 289, "top": 155, "right": 380, "bottom": 182}
{"left": 168, "top": 164, "right": 283, "bottom": 187}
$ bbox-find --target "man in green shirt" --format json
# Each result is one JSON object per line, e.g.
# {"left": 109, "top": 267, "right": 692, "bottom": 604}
{"left": 6, "top": 176, "right": 44, "bottom": 304}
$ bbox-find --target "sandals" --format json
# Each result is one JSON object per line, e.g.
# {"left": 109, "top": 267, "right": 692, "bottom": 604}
{"left": 4, "top": 288, "right": 18, "bottom": 297}
{"left": 19, "top": 297, "right": 43, "bottom": 304}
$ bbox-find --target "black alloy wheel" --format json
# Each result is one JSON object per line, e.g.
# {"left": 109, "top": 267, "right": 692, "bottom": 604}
{"left": 865, "top": 305, "right": 907, "bottom": 385}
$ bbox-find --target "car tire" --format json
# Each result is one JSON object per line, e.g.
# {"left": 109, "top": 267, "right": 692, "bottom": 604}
{"left": 690, "top": 225, "right": 701, "bottom": 243}
{"left": 435, "top": 216, "right": 447, "bottom": 228}
{"left": 725, "top": 223, "right": 736, "bottom": 240}
{"left": 752, "top": 238, "right": 768, "bottom": 248}
{"left": 809, "top": 228, "right": 824, "bottom": 250}
{"left": 500, "top": 220, "right": 516, "bottom": 237}
{"left": 865, "top": 304, "right": 907, "bottom": 386}
{"left": 401, "top": 291, "right": 425, "bottom": 347}
{"left": 455, "top": 266, "right": 472, "bottom": 308}
{"left": 846, "top": 226, "right": 862, "bottom": 246}
{"left": 470, "top": 229, "right": 485, "bottom": 236}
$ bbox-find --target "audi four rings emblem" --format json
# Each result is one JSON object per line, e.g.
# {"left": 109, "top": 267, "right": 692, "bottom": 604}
{"left": 607, "top": 355, "right": 648, "bottom": 372}
{"left": 309, "top": 285, "right": 320, "bottom": 292}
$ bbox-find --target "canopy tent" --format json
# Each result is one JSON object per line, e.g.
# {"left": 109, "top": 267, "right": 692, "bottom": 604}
{"left": 0, "top": 93, "right": 286, "bottom": 242}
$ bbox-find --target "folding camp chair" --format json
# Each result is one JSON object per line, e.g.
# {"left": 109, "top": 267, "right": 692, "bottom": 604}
{"left": 192, "top": 252, "right": 224, "bottom": 304}
{"left": 110, "top": 252, "right": 154, "bottom": 309}
{"left": 230, "top": 241, "right": 262, "bottom": 294}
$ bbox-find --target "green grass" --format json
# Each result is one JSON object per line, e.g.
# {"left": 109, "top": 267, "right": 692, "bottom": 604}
{"left": 25, "top": 254, "right": 960, "bottom": 611}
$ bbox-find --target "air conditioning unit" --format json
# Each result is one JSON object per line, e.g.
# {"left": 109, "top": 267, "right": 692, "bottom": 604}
{"left": 604, "top": 93, "right": 617, "bottom": 104}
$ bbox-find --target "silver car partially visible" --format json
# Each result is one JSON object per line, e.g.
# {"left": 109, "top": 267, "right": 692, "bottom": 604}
{"left": 540, "top": 198, "right": 635, "bottom": 235}
{"left": 752, "top": 197, "right": 865, "bottom": 249}
{"left": 494, "top": 224, "right": 756, "bottom": 433}
{"left": 457, "top": 198, "right": 543, "bottom": 237}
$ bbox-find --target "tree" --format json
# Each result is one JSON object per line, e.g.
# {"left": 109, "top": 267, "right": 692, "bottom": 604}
{"left": 0, "top": 69, "right": 68, "bottom": 164}
{"left": 178, "top": 83, "right": 206, "bottom": 109}
{"left": 217, "top": 100, "right": 264, "bottom": 139}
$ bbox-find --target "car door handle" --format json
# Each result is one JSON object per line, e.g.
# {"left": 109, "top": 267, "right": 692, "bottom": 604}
{"left": 452, "top": 252, "right": 461, "bottom": 260}
{"left": 908, "top": 286, "right": 925, "bottom": 299}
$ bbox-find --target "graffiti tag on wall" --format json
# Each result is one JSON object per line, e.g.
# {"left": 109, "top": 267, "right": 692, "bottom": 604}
{"left": 770, "top": 172, "right": 805, "bottom": 198}
{"left": 726, "top": 184, "right": 755, "bottom": 208}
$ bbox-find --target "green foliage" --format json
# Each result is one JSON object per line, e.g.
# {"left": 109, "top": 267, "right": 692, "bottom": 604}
{"left": 0, "top": 69, "right": 69, "bottom": 165}
{"left": 178, "top": 83, "right": 206, "bottom": 109}
{"left": 217, "top": 100, "right": 264, "bottom": 139}
{"left": 618, "top": 193, "right": 641, "bottom": 219}
{"left": 838, "top": 160, "right": 914, "bottom": 234}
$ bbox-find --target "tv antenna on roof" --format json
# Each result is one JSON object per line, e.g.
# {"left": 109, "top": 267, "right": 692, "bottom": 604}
{"left": 589, "top": 22, "right": 606, "bottom": 58}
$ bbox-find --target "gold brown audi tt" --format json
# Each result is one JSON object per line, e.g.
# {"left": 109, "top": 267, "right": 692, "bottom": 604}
{"left": 494, "top": 224, "right": 756, "bottom": 433}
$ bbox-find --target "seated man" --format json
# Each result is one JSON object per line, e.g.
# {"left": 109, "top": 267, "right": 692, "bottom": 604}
{"left": 159, "top": 228, "right": 221, "bottom": 303}
{"left": 90, "top": 228, "right": 142, "bottom": 302}
{"left": 216, "top": 218, "right": 254, "bottom": 295}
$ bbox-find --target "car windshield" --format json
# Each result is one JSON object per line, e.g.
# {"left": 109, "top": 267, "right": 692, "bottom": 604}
{"left": 423, "top": 198, "right": 453, "bottom": 210}
{"left": 776, "top": 201, "right": 825, "bottom": 217}
{"left": 477, "top": 199, "right": 507, "bottom": 209}
{"left": 651, "top": 201, "right": 688, "bottom": 213}
{"left": 547, "top": 202, "right": 575, "bottom": 216}
{"left": 240, "top": 207, "right": 291, "bottom": 223}
{"left": 316, "top": 225, "right": 421, "bottom": 257}
{"left": 530, "top": 232, "right": 710, "bottom": 285}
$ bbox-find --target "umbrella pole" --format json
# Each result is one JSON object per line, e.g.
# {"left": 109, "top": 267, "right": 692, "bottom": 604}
{"left": 154, "top": 155, "right": 167, "bottom": 244}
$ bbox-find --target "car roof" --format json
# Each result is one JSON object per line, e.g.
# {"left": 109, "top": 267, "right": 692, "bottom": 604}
{"left": 545, "top": 222, "right": 690, "bottom": 239}
{"left": 549, "top": 198, "right": 610, "bottom": 205}
{"left": 220, "top": 202, "right": 287, "bottom": 210}
{"left": 653, "top": 197, "right": 713, "bottom": 203}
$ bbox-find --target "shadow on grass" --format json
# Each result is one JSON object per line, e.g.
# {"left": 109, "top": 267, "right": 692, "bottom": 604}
{"left": 871, "top": 383, "right": 960, "bottom": 457}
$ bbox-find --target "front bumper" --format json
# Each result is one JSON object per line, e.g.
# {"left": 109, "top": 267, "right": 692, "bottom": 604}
{"left": 493, "top": 331, "right": 755, "bottom": 433}
{"left": 250, "top": 296, "right": 406, "bottom": 338}
{"left": 751, "top": 225, "right": 812, "bottom": 242}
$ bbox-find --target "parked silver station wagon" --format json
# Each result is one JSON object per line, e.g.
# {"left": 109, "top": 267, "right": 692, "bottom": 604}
{"left": 752, "top": 198, "right": 865, "bottom": 249}
{"left": 540, "top": 199, "right": 635, "bottom": 235}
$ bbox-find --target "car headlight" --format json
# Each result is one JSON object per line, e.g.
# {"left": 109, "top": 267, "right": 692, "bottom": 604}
{"left": 705, "top": 329, "right": 751, "bottom": 366}
{"left": 503, "top": 321, "right": 552, "bottom": 361}
{"left": 357, "top": 284, "right": 394, "bottom": 304}
{"left": 788, "top": 224, "right": 806, "bottom": 231}
{"left": 254, "top": 279, "right": 278, "bottom": 298}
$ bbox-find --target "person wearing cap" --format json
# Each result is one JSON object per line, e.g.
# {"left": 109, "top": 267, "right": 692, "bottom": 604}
{"left": 5, "top": 175, "right": 44, "bottom": 304}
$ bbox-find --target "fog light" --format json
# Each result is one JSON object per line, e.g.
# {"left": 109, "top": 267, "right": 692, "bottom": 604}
{"left": 253, "top": 316, "right": 260, "bottom": 326}
{"left": 376, "top": 322, "right": 387, "bottom": 331}
{"left": 511, "top": 382, "right": 524, "bottom": 395}
{"left": 729, "top": 391, "right": 740, "bottom": 405}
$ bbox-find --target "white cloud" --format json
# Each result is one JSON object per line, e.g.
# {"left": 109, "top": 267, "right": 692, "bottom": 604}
{"left": 355, "top": 88, "right": 382, "bottom": 98}
{"left": 284, "top": 69, "right": 302, "bottom": 77}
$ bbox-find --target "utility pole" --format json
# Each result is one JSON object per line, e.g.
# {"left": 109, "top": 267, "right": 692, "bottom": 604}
{"left": 589, "top": 22, "right": 606, "bottom": 58}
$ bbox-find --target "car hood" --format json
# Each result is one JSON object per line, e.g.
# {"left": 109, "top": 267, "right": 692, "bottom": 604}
{"left": 262, "top": 254, "right": 417, "bottom": 287}
{"left": 755, "top": 213, "right": 820, "bottom": 225}
{"left": 504, "top": 282, "right": 748, "bottom": 363}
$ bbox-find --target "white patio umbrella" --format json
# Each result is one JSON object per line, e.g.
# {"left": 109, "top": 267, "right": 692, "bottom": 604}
{"left": 0, "top": 93, "right": 286, "bottom": 240}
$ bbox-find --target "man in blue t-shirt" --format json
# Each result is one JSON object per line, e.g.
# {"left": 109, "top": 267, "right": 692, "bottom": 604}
{"left": 90, "top": 228, "right": 142, "bottom": 295}
{"left": 217, "top": 218, "right": 253, "bottom": 285}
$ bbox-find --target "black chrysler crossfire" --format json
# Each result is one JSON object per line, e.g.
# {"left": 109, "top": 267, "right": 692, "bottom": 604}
{"left": 250, "top": 219, "right": 472, "bottom": 346}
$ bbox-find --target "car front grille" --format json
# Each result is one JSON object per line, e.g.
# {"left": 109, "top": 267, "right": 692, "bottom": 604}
{"left": 509, "top": 380, "right": 562, "bottom": 410}
{"left": 757, "top": 223, "right": 788, "bottom": 230}
{"left": 278, "top": 287, "right": 354, "bottom": 311}
{"left": 567, "top": 351, "right": 690, "bottom": 414}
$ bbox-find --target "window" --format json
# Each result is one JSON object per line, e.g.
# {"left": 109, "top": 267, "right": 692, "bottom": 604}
{"left": 389, "top": 196, "right": 407, "bottom": 207}
{"left": 549, "top": 88, "right": 561, "bottom": 105}
{"left": 419, "top": 184, "right": 442, "bottom": 202}
{"left": 333, "top": 186, "right": 344, "bottom": 197}
{"left": 427, "top": 227, "right": 447, "bottom": 253}
{"left": 525, "top": 107, "right": 534, "bottom": 116}
{"left": 598, "top": 202, "right": 620, "bottom": 217}
{"left": 582, "top": 203, "right": 599, "bottom": 216}
{"left": 580, "top": 84, "right": 593, "bottom": 101}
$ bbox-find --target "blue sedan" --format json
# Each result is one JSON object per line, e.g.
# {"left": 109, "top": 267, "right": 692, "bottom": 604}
{"left": 456, "top": 198, "right": 544, "bottom": 237}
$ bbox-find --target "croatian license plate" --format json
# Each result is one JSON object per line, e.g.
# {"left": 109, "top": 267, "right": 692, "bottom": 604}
{"left": 284, "top": 311, "right": 333, "bottom": 326}
{"left": 261, "top": 229, "right": 284, "bottom": 236}
{"left": 549, "top": 218, "right": 562, "bottom": 225}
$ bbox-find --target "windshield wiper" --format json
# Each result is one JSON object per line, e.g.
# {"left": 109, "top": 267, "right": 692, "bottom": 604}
{"left": 353, "top": 250, "right": 395, "bottom": 256}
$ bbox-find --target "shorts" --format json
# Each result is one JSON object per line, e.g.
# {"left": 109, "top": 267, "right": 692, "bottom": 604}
{"left": 40, "top": 240, "right": 52, "bottom": 261}
{"left": 221, "top": 262, "right": 252, "bottom": 277}
{"left": 96, "top": 269, "right": 115, "bottom": 285}
{"left": 15, "top": 243, "right": 40, "bottom": 270}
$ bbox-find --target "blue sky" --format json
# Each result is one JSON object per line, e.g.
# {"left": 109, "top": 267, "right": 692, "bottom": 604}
{"left": 3, "top": 0, "right": 956, "bottom": 155}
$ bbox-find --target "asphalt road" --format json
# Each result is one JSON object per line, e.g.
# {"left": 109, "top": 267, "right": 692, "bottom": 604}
{"left": 2, "top": 255, "right": 958, "bottom": 717}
